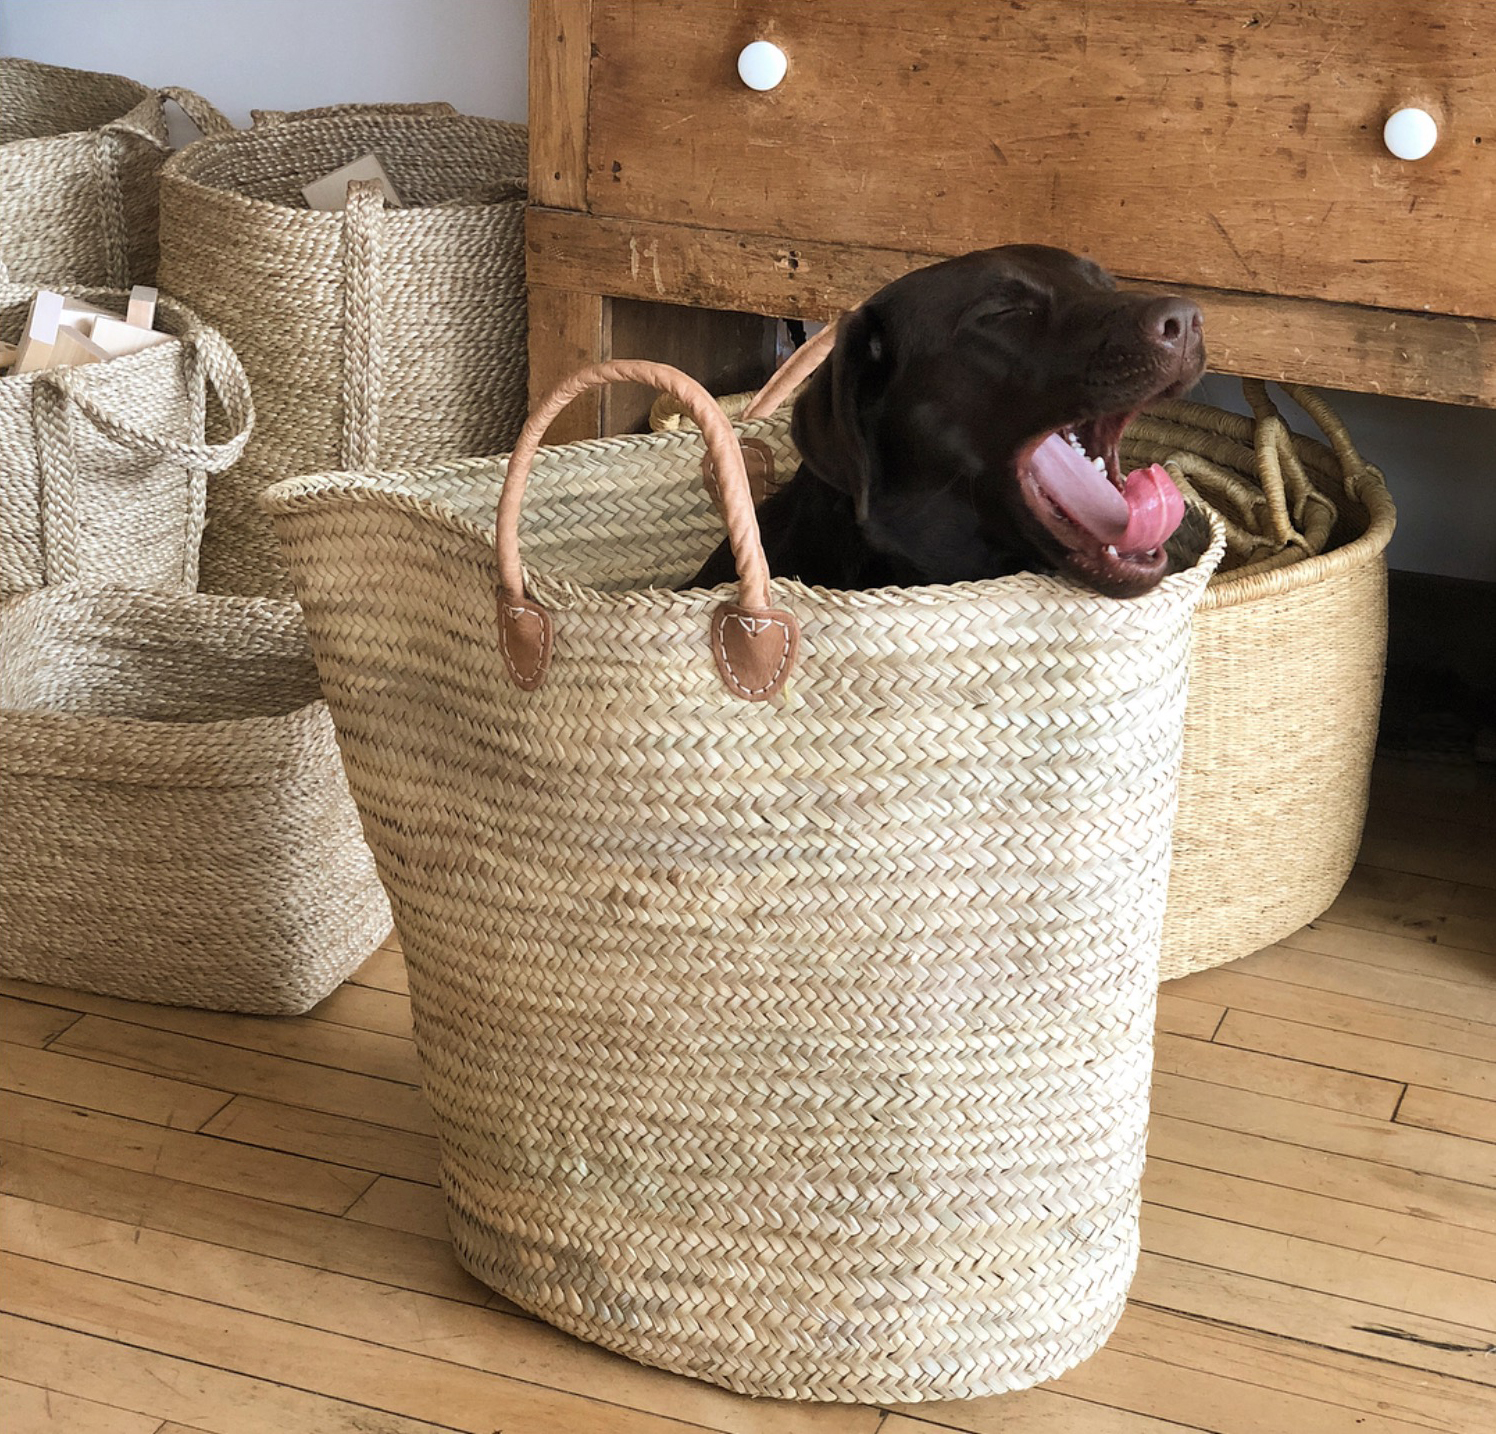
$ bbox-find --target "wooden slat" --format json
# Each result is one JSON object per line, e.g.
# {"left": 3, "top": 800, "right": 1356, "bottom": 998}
{"left": 528, "top": 0, "right": 592, "bottom": 210}
{"left": 6, "top": 1094, "right": 374, "bottom": 1216}
{"left": 307, "top": 982, "right": 416, "bottom": 1039}
{"left": 1150, "top": 1071, "right": 1496, "bottom": 1190}
{"left": 48, "top": 1017, "right": 435, "bottom": 1136}
{"left": 1153, "top": 1031, "right": 1404, "bottom": 1119}
{"left": 524, "top": 207, "right": 1496, "bottom": 408}
{"left": 199, "top": 1096, "right": 440, "bottom": 1186}
{"left": 1130, "top": 1252, "right": 1496, "bottom": 1387}
{"left": 2, "top": 1316, "right": 466, "bottom": 1434}
{"left": 1397, "top": 1086, "right": 1496, "bottom": 1145}
{"left": 1233, "top": 937, "right": 1496, "bottom": 1023}
{"left": 0, "top": 1144, "right": 492, "bottom": 1307}
{"left": 1141, "top": 1158, "right": 1496, "bottom": 1281}
{"left": 1169, "top": 967, "right": 1496, "bottom": 1062}
{"left": 0, "top": 1255, "right": 766, "bottom": 1434}
{"left": 1145, "top": 1112, "right": 1496, "bottom": 1235}
{"left": 344, "top": 1176, "right": 452, "bottom": 1241}
{"left": 1277, "top": 921, "right": 1496, "bottom": 988}
{"left": 0, "top": 1375, "right": 162, "bottom": 1434}
{"left": 1215, "top": 1008, "right": 1496, "bottom": 1104}
{"left": 0, "top": 1040, "right": 231, "bottom": 1133}
{"left": 1328, "top": 867, "right": 1496, "bottom": 953}
{"left": 1153, "top": 994, "right": 1224, "bottom": 1041}
{"left": 1, "top": 1199, "right": 879, "bottom": 1434}
{"left": 524, "top": 284, "right": 606, "bottom": 440}
{"left": 350, "top": 944, "right": 410, "bottom": 995}
{"left": 0, "top": 995, "right": 81, "bottom": 1049}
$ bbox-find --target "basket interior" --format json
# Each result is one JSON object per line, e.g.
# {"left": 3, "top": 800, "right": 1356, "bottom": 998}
{"left": 0, "top": 592, "right": 323, "bottom": 722}
{"left": 174, "top": 116, "right": 528, "bottom": 209}
{"left": 0, "top": 60, "right": 150, "bottom": 144}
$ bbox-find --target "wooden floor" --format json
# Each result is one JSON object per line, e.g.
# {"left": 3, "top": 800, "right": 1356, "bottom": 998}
{"left": 3, "top": 754, "right": 1494, "bottom": 1434}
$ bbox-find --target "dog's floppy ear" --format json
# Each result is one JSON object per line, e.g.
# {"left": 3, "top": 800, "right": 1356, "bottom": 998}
{"left": 790, "top": 306, "right": 891, "bottom": 519}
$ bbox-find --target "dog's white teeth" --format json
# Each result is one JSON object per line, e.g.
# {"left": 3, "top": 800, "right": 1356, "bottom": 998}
{"left": 1104, "top": 545, "right": 1119, "bottom": 557}
{"left": 1090, "top": 456, "right": 1107, "bottom": 474}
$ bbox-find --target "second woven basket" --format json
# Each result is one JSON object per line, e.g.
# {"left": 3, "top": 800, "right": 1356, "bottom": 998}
{"left": 157, "top": 102, "right": 528, "bottom": 597}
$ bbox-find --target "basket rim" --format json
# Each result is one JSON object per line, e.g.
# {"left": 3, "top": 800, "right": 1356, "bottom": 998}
{"left": 263, "top": 464, "right": 1226, "bottom": 616}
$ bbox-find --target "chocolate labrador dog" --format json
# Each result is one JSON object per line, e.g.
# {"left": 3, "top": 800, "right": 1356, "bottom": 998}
{"left": 687, "top": 244, "right": 1205, "bottom": 597}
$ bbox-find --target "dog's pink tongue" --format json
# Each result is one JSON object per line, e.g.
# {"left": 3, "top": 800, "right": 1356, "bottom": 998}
{"left": 1118, "top": 463, "right": 1186, "bottom": 553}
{"left": 1029, "top": 433, "right": 1129, "bottom": 541}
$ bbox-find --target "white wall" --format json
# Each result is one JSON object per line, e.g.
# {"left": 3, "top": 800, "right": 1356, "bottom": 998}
{"left": 4, "top": 0, "right": 1492, "bottom": 579}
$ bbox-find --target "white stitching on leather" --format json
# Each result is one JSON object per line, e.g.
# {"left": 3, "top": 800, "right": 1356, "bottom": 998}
{"left": 714, "top": 611, "right": 793, "bottom": 696}
{"left": 500, "top": 600, "right": 548, "bottom": 684}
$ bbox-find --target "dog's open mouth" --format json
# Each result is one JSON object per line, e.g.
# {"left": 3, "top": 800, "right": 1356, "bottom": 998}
{"left": 1017, "top": 414, "right": 1186, "bottom": 595}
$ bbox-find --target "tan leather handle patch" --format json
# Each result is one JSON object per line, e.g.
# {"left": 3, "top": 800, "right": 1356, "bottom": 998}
{"left": 702, "top": 437, "right": 776, "bottom": 509}
{"left": 711, "top": 603, "right": 800, "bottom": 702}
{"left": 498, "top": 594, "right": 554, "bottom": 691}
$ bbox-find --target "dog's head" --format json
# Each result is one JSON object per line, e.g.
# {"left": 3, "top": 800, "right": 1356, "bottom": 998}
{"left": 791, "top": 245, "right": 1206, "bottom": 595}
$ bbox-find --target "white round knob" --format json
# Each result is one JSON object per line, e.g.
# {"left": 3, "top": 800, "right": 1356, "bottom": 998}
{"left": 1383, "top": 107, "right": 1438, "bottom": 161}
{"left": 737, "top": 40, "right": 788, "bottom": 92}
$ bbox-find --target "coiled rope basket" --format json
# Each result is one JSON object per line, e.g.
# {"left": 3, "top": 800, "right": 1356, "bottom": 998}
{"left": 265, "top": 359, "right": 1224, "bottom": 1402}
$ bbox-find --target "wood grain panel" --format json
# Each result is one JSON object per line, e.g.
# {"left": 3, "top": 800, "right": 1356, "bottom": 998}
{"left": 586, "top": 1, "right": 1496, "bottom": 321}
{"left": 525, "top": 208, "right": 1496, "bottom": 407}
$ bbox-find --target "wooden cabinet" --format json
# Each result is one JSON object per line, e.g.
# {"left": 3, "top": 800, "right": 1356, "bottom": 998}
{"left": 528, "top": 0, "right": 1496, "bottom": 440}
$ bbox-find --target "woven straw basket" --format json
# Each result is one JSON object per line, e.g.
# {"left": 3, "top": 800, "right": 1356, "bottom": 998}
{"left": 0, "top": 57, "right": 230, "bottom": 287}
{"left": 1, "top": 283, "right": 253, "bottom": 596}
{"left": 156, "top": 102, "right": 528, "bottom": 598}
{"left": 0, "top": 587, "right": 392, "bottom": 1014}
{"left": 264, "top": 360, "right": 1224, "bottom": 1402}
{"left": 1119, "top": 382, "right": 1396, "bottom": 979}
{"left": 712, "top": 334, "right": 1396, "bottom": 982}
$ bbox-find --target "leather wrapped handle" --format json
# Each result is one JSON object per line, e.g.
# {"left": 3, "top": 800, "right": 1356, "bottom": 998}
{"left": 740, "top": 317, "right": 841, "bottom": 421}
{"left": 494, "top": 360, "right": 800, "bottom": 702}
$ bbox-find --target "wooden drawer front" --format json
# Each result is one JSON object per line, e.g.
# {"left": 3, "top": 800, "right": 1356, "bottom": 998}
{"left": 587, "top": 0, "right": 1496, "bottom": 320}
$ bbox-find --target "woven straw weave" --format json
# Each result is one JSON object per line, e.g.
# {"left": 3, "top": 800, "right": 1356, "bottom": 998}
{"left": 156, "top": 103, "right": 528, "bottom": 598}
{"left": 1, "top": 283, "right": 253, "bottom": 596}
{"left": 0, "top": 586, "right": 392, "bottom": 1014}
{"left": 264, "top": 361, "right": 1223, "bottom": 1402}
{"left": 0, "top": 57, "right": 229, "bottom": 287}
{"left": 1120, "top": 382, "right": 1395, "bottom": 979}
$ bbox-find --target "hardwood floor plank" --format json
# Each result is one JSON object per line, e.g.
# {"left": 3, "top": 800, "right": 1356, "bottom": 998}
{"left": 2, "top": 1199, "right": 878, "bottom": 1434}
{"left": 351, "top": 946, "right": 410, "bottom": 994}
{"left": 0, "top": 1254, "right": 791, "bottom": 1434}
{"left": 1241, "top": 934, "right": 1496, "bottom": 1020}
{"left": 1277, "top": 920, "right": 1496, "bottom": 987}
{"left": 1141, "top": 1158, "right": 1496, "bottom": 1281}
{"left": 4, "top": 1095, "right": 375, "bottom": 1216}
{"left": 1168, "top": 967, "right": 1496, "bottom": 1062}
{"left": 1130, "top": 1252, "right": 1496, "bottom": 1387}
{"left": 1357, "top": 810, "right": 1496, "bottom": 889}
{"left": 2, "top": 1316, "right": 466, "bottom": 1434}
{"left": 1153, "top": 1031, "right": 1403, "bottom": 1118}
{"left": 1329, "top": 868, "right": 1496, "bottom": 953}
{"left": 344, "top": 1175, "right": 453, "bottom": 1240}
{"left": 0, "top": 996, "right": 81, "bottom": 1050}
{"left": 1216, "top": 1008, "right": 1496, "bottom": 1103}
{"left": 1139, "top": 1203, "right": 1496, "bottom": 1329}
{"left": 1397, "top": 1086, "right": 1496, "bottom": 1145}
{"left": 0, "top": 1041, "right": 231, "bottom": 1133}
{"left": 48, "top": 1016, "right": 435, "bottom": 1136}
{"left": 1145, "top": 1112, "right": 1496, "bottom": 1234}
{"left": 0, "top": 1144, "right": 493, "bottom": 1307}
{"left": 200, "top": 1095, "right": 440, "bottom": 1186}
{"left": 0, "top": 1375, "right": 162, "bottom": 1434}
{"left": 1150, "top": 1072, "right": 1496, "bottom": 1190}
{"left": 1154, "top": 995, "right": 1225, "bottom": 1041}
{"left": 881, "top": 1397, "right": 1203, "bottom": 1432}
{"left": 307, "top": 981, "right": 416, "bottom": 1038}
{"left": 1103, "top": 1304, "right": 1496, "bottom": 1434}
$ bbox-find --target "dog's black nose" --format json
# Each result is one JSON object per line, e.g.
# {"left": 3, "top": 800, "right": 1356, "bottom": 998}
{"left": 1142, "top": 298, "right": 1203, "bottom": 354}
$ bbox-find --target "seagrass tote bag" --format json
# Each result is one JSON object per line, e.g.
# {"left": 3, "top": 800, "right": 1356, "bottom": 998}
{"left": 0, "top": 586, "right": 392, "bottom": 1014}
{"left": 1, "top": 283, "right": 254, "bottom": 595}
{"left": 264, "top": 361, "right": 1224, "bottom": 1402}
{"left": 0, "top": 57, "right": 230, "bottom": 287}
{"left": 157, "top": 102, "right": 528, "bottom": 598}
